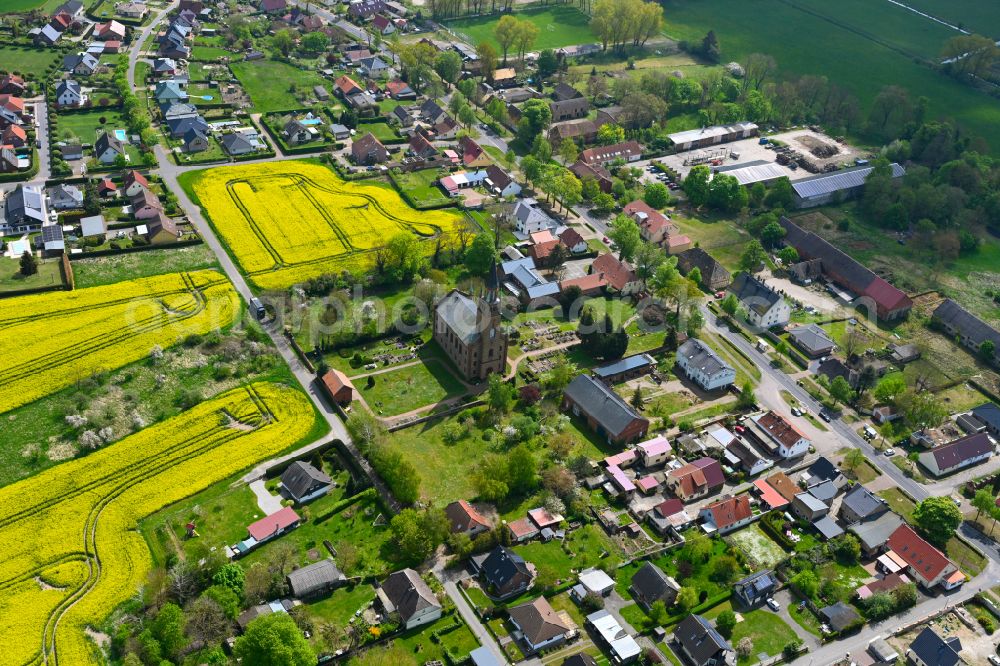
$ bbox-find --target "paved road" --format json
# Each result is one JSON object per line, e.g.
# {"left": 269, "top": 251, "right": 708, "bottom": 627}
{"left": 444, "top": 581, "right": 509, "bottom": 665}
{"left": 32, "top": 98, "right": 51, "bottom": 184}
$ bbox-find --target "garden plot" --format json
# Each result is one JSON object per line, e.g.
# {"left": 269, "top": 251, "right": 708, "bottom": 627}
{"left": 726, "top": 524, "right": 788, "bottom": 570}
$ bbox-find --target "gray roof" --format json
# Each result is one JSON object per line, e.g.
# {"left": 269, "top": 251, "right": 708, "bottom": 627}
{"left": 813, "top": 515, "right": 844, "bottom": 540}
{"left": 56, "top": 79, "right": 82, "bottom": 97}
{"left": 513, "top": 197, "right": 552, "bottom": 229}
{"left": 933, "top": 298, "right": 1000, "bottom": 351}
{"left": 792, "top": 163, "right": 905, "bottom": 199}
{"left": 849, "top": 511, "right": 903, "bottom": 551}
{"left": 733, "top": 570, "right": 776, "bottom": 602}
{"left": 807, "top": 480, "right": 838, "bottom": 504}
{"left": 281, "top": 461, "right": 331, "bottom": 501}
{"left": 730, "top": 272, "right": 782, "bottom": 315}
{"left": 631, "top": 562, "right": 679, "bottom": 605}
{"left": 49, "top": 183, "right": 83, "bottom": 205}
{"left": 480, "top": 546, "right": 530, "bottom": 589}
{"left": 674, "top": 614, "right": 732, "bottom": 666}
{"left": 220, "top": 132, "right": 253, "bottom": 154}
{"left": 820, "top": 601, "right": 860, "bottom": 632}
{"left": 436, "top": 289, "right": 484, "bottom": 344}
{"left": 6, "top": 184, "right": 45, "bottom": 225}
{"left": 287, "top": 559, "right": 343, "bottom": 597}
{"left": 678, "top": 338, "right": 733, "bottom": 378}
{"left": 840, "top": 484, "right": 887, "bottom": 522}
{"left": 164, "top": 102, "right": 198, "bottom": 119}
{"left": 594, "top": 353, "right": 655, "bottom": 379}
{"left": 95, "top": 131, "right": 124, "bottom": 156}
{"left": 908, "top": 627, "right": 962, "bottom": 666}
{"left": 677, "top": 247, "right": 730, "bottom": 285}
{"left": 922, "top": 432, "right": 994, "bottom": 471}
{"left": 563, "top": 374, "right": 644, "bottom": 438}
{"left": 794, "top": 492, "right": 828, "bottom": 513}
{"left": 973, "top": 402, "right": 1000, "bottom": 432}
{"left": 788, "top": 324, "right": 834, "bottom": 353}
{"left": 380, "top": 568, "right": 440, "bottom": 622}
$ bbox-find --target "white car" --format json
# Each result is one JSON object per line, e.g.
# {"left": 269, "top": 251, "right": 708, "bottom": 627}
{"left": 884, "top": 448, "right": 896, "bottom": 457}
{"left": 766, "top": 598, "right": 780, "bottom": 611}
{"left": 791, "top": 407, "right": 803, "bottom": 417}
{"left": 987, "top": 655, "right": 1000, "bottom": 666}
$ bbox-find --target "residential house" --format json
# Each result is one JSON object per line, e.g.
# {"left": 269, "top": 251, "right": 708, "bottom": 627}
{"left": 637, "top": 434, "right": 672, "bottom": 467}
{"left": 746, "top": 411, "right": 811, "bottom": 459}
{"left": 574, "top": 568, "right": 616, "bottom": 599}
{"left": 385, "top": 79, "right": 416, "bottom": 100}
{"left": 48, "top": 183, "right": 83, "bottom": 210}
{"left": 122, "top": 170, "right": 149, "bottom": 197}
{"left": 849, "top": 511, "right": 903, "bottom": 557}
{"left": 0, "top": 94, "right": 27, "bottom": 127}
{"left": 0, "top": 74, "right": 25, "bottom": 96}
{"left": 55, "top": 79, "right": 85, "bottom": 107}
{"left": 94, "top": 132, "right": 126, "bottom": 164}
{"left": 163, "top": 102, "right": 198, "bottom": 121}
{"left": 492, "top": 67, "right": 517, "bottom": 87}
{"left": 579, "top": 140, "right": 643, "bottom": 166}
{"left": 512, "top": 197, "right": 553, "bottom": 235}
{"left": 508, "top": 596, "right": 571, "bottom": 655}
{"left": 459, "top": 136, "right": 490, "bottom": 168}
{"left": 2, "top": 125, "right": 27, "bottom": 148}
{"left": 282, "top": 119, "right": 313, "bottom": 146}
{"left": 145, "top": 213, "right": 179, "bottom": 244}
{"left": 667, "top": 122, "right": 757, "bottom": 151}
{"left": 590, "top": 253, "right": 641, "bottom": 295}
{"left": 672, "top": 614, "right": 733, "bottom": 666}
{"left": 130, "top": 189, "right": 163, "bottom": 220}
{"left": 800, "top": 456, "right": 845, "bottom": 489}
{"left": 819, "top": 602, "right": 861, "bottom": 633}
{"left": 724, "top": 438, "right": 773, "bottom": 476}
{"left": 552, "top": 82, "right": 582, "bottom": 102}
{"left": 334, "top": 75, "right": 363, "bottom": 98}
{"left": 550, "top": 96, "right": 590, "bottom": 123}
{"left": 733, "top": 570, "right": 777, "bottom": 608}
{"left": 548, "top": 119, "right": 598, "bottom": 144}
{"left": 932, "top": 298, "right": 1000, "bottom": 366}
{"left": 587, "top": 610, "right": 641, "bottom": 665}
{"left": 917, "top": 432, "right": 994, "bottom": 477}
{"left": 630, "top": 562, "right": 679, "bottom": 610}
{"left": 623, "top": 200, "right": 683, "bottom": 249}
{"left": 569, "top": 159, "right": 613, "bottom": 193}
{"left": 675, "top": 338, "right": 736, "bottom": 391}
{"left": 348, "top": 0, "right": 386, "bottom": 20}
{"left": 166, "top": 114, "right": 208, "bottom": 139}
{"left": 433, "top": 288, "right": 508, "bottom": 381}
{"left": 729, "top": 272, "right": 790, "bottom": 328}
{"left": 484, "top": 165, "right": 521, "bottom": 198}
{"left": 474, "top": 546, "right": 534, "bottom": 599}
{"left": 97, "top": 177, "right": 117, "bottom": 197}
{"left": 792, "top": 163, "right": 905, "bottom": 208}
{"left": 280, "top": 461, "right": 332, "bottom": 504}
{"left": 562, "top": 374, "right": 650, "bottom": 445}
{"left": 63, "top": 53, "right": 99, "bottom": 76}
{"left": 595, "top": 105, "right": 626, "bottom": 127}
{"left": 444, "top": 500, "right": 491, "bottom": 538}
{"left": 887, "top": 524, "right": 962, "bottom": 590}
{"left": 700, "top": 495, "right": 753, "bottom": 534}
{"left": 330, "top": 124, "right": 351, "bottom": 141}
{"left": 154, "top": 80, "right": 187, "bottom": 106}
{"left": 377, "top": 568, "right": 442, "bottom": 629}
{"left": 351, "top": 132, "right": 387, "bottom": 165}
{"left": 779, "top": 216, "right": 912, "bottom": 321}
{"left": 95, "top": 20, "right": 126, "bottom": 41}
{"left": 232, "top": 506, "right": 301, "bottom": 556}
{"left": 752, "top": 477, "right": 790, "bottom": 511}
{"left": 79, "top": 215, "right": 107, "bottom": 238}
{"left": 788, "top": 324, "right": 835, "bottom": 358}
{"left": 558, "top": 227, "right": 587, "bottom": 254}
{"left": 182, "top": 128, "right": 209, "bottom": 153}
{"left": 667, "top": 457, "right": 725, "bottom": 502}
{"left": 839, "top": 484, "right": 889, "bottom": 525}
{"left": 792, "top": 492, "right": 829, "bottom": 522}
{"left": 646, "top": 498, "right": 694, "bottom": 534}
{"left": 372, "top": 13, "right": 395, "bottom": 34}
{"left": 419, "top": 98, "right": 447, "bottom": 124}
{"left": 287, "top": 559, "right": 343, "bottom": 599}
{"left": 35, "top": 24, "right": 63, "bottom": 46}
{"left": 259, "top": 0, "right": 287, "bottom": 12}
{"left": 905, "top": 627, "right": 964, "bottom": 666}
{"left": 408, "top": 132, "right": 436, "bottom": 158}
{"left": 357, "top": 56, "right": 390, "bottom": 79}
{"left": 677, "top": 247, "right": 731, "bottom": 291}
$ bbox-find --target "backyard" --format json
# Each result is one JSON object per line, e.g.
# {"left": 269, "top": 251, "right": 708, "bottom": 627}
{"left": 729, "top": 609, "right": 800, "bottom": 665}
{"left": 512, "top": 524, "right": 622, "bottom": 583}
{"left": 0, "top": 45, "right": 62, "bottom": 73}
{"left": 726, "top": 524, "right": 788, "bottom": 570}
{"left": 391, "top": 168, "right": 453, "bottom": 209}
{"left": 0, "top": 256, "right": 64, "bottom": 293}
{"left": 445, "top": 6, "right": 595, "bottom": 52}
{"left": 359, "top": 358, "right": 466, "bottom": 417}
{"left": 230, "top": 60, "right": 329, "bottom": 112}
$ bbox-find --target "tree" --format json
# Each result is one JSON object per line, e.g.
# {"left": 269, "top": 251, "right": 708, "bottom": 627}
{"left": 873, "top": 373, "right": 907, "bottom": 405}
{"left": 494, "top": 15, "right": 519, "bottom": 63}
{"left": 901, "top": 390, "right": 947, "bottom": 430}
{"left": 736, "top": 637, "right": 753, "bottom": 660}
{"left": 212, "top": 563, "right": 246, "bottom": 598}
{"left": 707, "top": 173, "right": 747, "bottom": 213}
{"left": 676, "top": 586, "right": 698, "bottom": 612}
{"left": 514, "top": 21, "right": 539, "bottom": 62}
{"left": 597, "top": 123, "right": 625, "bottom": 145}
{"left": 271, "top": 29, "right": 295, "bottom": 57}
{"left": 764, "top": 176, "right": 793, "bottom": 209}
{"left": 972, "top": 488, "right": 995, "bottom": 523}
{"left": 709, "top": 555, "right": 739, "bottom": 583}
{"left": 19, "top": 250, "right": 37, "bottom": 277}
{"left": 234, "top": 613, "right": 315, "bottom": 666}
{"left": 942, "top": 34, "right": 999, "bottom": 80}
{"left": 464, "top": 233, "right": 497, "bottom": 278}
{"left": 300, "top": 31, "right": 328, "bottom": 52}
{"left": 607, "top": 213, "right": 642, "bottom": 262}
{"left": 829, "top": 375, "right": 854, "bottom": 407}
{"left": 487, "top": 373, "right": 515, "bottom": 415}
{"left": 185, "top": 596, "right": 231, "bottom": 645}
{"left": 736, "top": 381, "right": 755, "bottom": 409}
{"left": 507, "top": 445, "right": 538, "bottom": 494}
{"left": 980, "top": 339, "right": 996, "bottom": 364}
{"left": 843, "top": 448, "right": 865, "bottom": 474}
{"left": 738, "top": 240, "right": 767, "bottom": 273}
{"left": 701, "top": 30, "right": 720, "bottom": 62}
{"left": 913, "top": 496, "right": 962, "bottom": 547}
{"left": 516, "top": 99, "right": 552, "bottom": 145}
{"left": 150, "top": 603, "right": 188, "bottom": 660}
{"left": 434, "top": 51, "right": 463, "bottom": 87}
{"left": 644, "top": 182, "right": 670, "bottom": 209}
{"left": 536, "top": 49, "right": 558, "bottom": 79}
{"left": 830, "top": 533, "right": 861, "bottom": 564}
{"left": 477, "top": 41, "right": 498, "bottom": 82}
{"left": 630, "top": 385, "right": 643, "bottom": 410}
{"left": 716, "top": 610, "right": 737, "bottom": 637}
{"left": 777, "top": 246, "right": 799, "bottom": 264}
{"left": 390, "top": 508, "right": 449, "bottom": 561}
{"left": 558, "top": 137, "right": 578, "bottom": 164}
{"left": 759, "top": 220, "right": 786, "bottom": 248}
{"left": 721, "top": 294, "right": 739, "bottom": 316}
{"left": 204, "top": 585, "right": 241, "bottom": 620}
{"left": 683, "top": 165, "right": 711, "bottom": 207}
{"left": 791, "top": 569, "right": 818, "bottom": 598}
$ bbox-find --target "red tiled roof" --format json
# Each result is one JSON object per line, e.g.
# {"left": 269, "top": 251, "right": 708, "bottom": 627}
{"left": 445, "top": 500, "right": 490, "bottom": 533}
{"left": 766, "top": 472, "right": 799, "bottom": 502}
{"left": 529, "top": 239, "right": 559, "bottom": 260}
{"left": 335, "top": 75, "right": 362, "bottom": 95}
{"left": 247, "top": 506, "right": 300, "bottom": 541}
{"left": 385, "top": 79, "right": 410, "bottom": 95}
{"left": 559, "top": 227, "right": 585, "bottom": 249}
{"left": 705, "top": 495, "right": 751, "bottom": 529}
{"left": 527, "top": 507, "right": 562, "bottom": 529}
{"left": 123, "top": 169, "right": 149, "bottom": 190}
{"left": 591, "top": 253, "right": 636, "bottom": 291}
{"left": 655, "top": 498, "right": 685, "bottom": 518}
{"left": 321, "top": 369, "right": 354, "bottom": 398}
{"left": 508, "top": 517, "right": 538, "bottom": 539}
{"left": 863, "top": 277, "right": 912, "bottom": 313}
{"left": 753, "top": 478, "right": 789, "bottom": 509}
{"left": 756, "top": 411, "right": 805, "bottom": 448}
{"left": 623, "top": 200, "right": 675, "bottom": 237}
{"left": 887, "top": 524, "right": 953, "bottom": 585}
{"left": 560, "top": 272, "right": 607, "bottom": 294}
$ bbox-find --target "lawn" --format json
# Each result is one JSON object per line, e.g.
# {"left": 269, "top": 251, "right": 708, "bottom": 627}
{"left": 660, "top": 0, "right": 1000, "bottom": 152}
{"left": 359, "top": 359, "right": 466, "bottom": 417}
{"left": 55, "top": 108, "right": 129, "bottom": 145}
{"left": 446, "top": 6, "right": 595, "bottom": 52}
{"left": 512, "top": 524, "right": 621, "bottom": 582}
{"left": 726, "top": 524, "right": 788, "bottom": 570}
{"left": 788, "top": 600, "right": 823, "bottom": 637}
{"left": 191, "top": 45, "right": 233, "bottom": 61}
{"left": 729, "top": 609, "right": 799, "bottom": 665}
{"left": 878, "top": 487, "right": 916, "bottom": 522}
{"left": 902, "top": 0, "right": 1000, "bottom": 35}
{"left": 305, "top": 583, "right": 377, "bottom": 627}
{"left": 356, "top": 120, "right": 399, "bottom": 143}
{"left": 0, "top": 257, "right": 64, "bottom": 293}
{"left": 0, "top": 45, "right": 61, "bottom": 73}
{"left": 391, "top": 614, "right": 480, "bottom": 662}
{"left": 670, "top": 212, "right": 751, "bottom": 272}
{"left": 230, "top": 59, "right": 328, "bottom": 112}
{"left": 391, "top": 168, "right": 453, "bottom": 209}
{"left": 69, "top": 244, "right": 219, "bottom": 288}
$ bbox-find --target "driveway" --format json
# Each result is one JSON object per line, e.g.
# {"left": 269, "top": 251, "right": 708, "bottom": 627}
{"left": 444, "top": 581, "right": 508, "bottom": 665}
{"left": 248, "top": 479, "right": 283, "bottom": 514}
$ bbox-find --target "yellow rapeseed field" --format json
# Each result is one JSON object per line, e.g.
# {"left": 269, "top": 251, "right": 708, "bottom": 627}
{"left": 0, "top": 270, "right": 239, "bottom": 414}
{"left": 0, "top": 382, "right": 316, "bottom": 665}
{"left": 185, "top": 160, "right": 467, "bottom": 289}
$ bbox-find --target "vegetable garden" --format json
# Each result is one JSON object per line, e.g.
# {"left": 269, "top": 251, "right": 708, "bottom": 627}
{"left": 181, "top": 160, "right": 467, "bottom": 289}
{"left": 0, "top": 270, "right": 239, "bottom": 414}
{"left": 0, "top": 382, "right": 316, "bottom": 665}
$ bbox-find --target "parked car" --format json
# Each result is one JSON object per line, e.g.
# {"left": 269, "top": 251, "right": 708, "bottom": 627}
{"left": 988, "top": 655, "right": 1000, "bottom": 665}
{"left": 884, "top": 448, "right": 896, "bottom": 457}
{"left": 791, "top": 407, "right": 803, "bottom": 417}
{"left": 766, "top": 598, "right": 780, "bottom": 611}
{"left": 819, "top": 410, "right": 832, "bottom": 422}
{"left": 714, "top": 291, "right": 725, "bottom": 299}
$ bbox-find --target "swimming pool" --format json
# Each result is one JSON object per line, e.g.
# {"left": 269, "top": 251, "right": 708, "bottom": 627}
{"left": 300, "top": 118, "right": 322, "bottom": 125}
{"left": 200, "top": 95, "right": 214, "bottom": 101}
{"left": 113, "top": 129, "right": 127, "bottom": 141}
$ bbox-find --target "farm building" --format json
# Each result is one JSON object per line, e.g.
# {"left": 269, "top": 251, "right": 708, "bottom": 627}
{"left": 677, "top": 247, "right": 730, "bottom": 291}
{"left": 592, "top": 353, "right": 656, "bottom": 384}
{"left": 917, "top": 432, "right": 993, "bottom": 477}
{"left": 791, "top": 162, "right": 905, "bottom": 208}
{"left": 713, "top": 160, "right": 788, "bottom": 187}
{"left": 562, "top": 374, "right": 649, "bottom": 445}
{"left": 668, "top": 122, "right": 757, "bottom": 151}
{"left": 932, "top": 299, "right": 1000, "bottom": 366}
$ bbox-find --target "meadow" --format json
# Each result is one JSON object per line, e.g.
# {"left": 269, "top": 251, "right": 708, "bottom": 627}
{"left": 0, "top": 270, "right": 239, "bottom": 414}
{"left": 230, "top": 60, "right": 329, "bottom": 112}
{"left": 446, "top": 6, "right": 595, "bottom": 52}
{"left": 900, "top": 0, "right": 1000, "bottom": 35}
{"left": 661, "top": 0, "right": 1000, "bottom": 151}
{"left": 0, "top": 383, "right": 316, "bottom": 666}
{"left": 180, "top": 160, "right": 467, "bottom": 290}
{"left": 0, "top": 45, "right": 62, "bottom": 73}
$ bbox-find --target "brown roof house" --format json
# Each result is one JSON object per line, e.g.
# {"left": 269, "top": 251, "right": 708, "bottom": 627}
{"left": 666, "top": 457, "right": 724, "bottom": 502}
{"left": 320, "top": 369, "right": 355, "bottom": 406}
{"left": 677, "top": 247, "right": 731, "bottom": 291}
{"left": 445, "top": 500, "right": 491, "bottom": 538}
{"left": 145, "top": 213, "right": 179, "bottom": 244}
{"left": 351, "top": 132, "right": 387, "bottom": 165}
{"left": 508, "top": 596, "right": 572, "bottom": 655}
{"left": 377, "top": 568, "right": 442, "bottom": 629}
{"left": 590, "top": 253, "right": 641, "bottom": 295}
{"left": 562, "top": 374, "right": 649, "bottom": 445}
{"left": 699, "top": 495, "right": 753, "bottom": 534}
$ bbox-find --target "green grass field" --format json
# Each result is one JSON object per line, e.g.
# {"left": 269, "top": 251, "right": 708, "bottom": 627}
{"left": 730, "top": 609, "right": 800, "bottom": 665}
{"left": 230, "top": 60, "right": 328, "bottom": 112}
{"left": 661, "top": 0, "right": 1000, "bottom": 151}
{"left": 356, "top": 121, "right": 399, "bottom": 143}
{"left": 190, "top": 45, "right": 232, "bottom": 61}
{"left": 69, "top": 244, "right": 219, "bottom": 288}
{"left": 0, "top": 257, "right": 64, "bottom": 294}
{"left": 391, "top": 168, "right": 453, "bottom": 208}
{"left": 0, "top": 45, "right": 62, "bottom": 74}
{"left": 446, "top": 6, "right": 595, "bottom": 53}
{"left": 55, "top": 108, "right": 129, "bottom": 144}
{"left": 901, "top": 0, "right": 1000, "bottom": 36}
{"left": 359, "top": 359, "right": 466, "bottom": 417}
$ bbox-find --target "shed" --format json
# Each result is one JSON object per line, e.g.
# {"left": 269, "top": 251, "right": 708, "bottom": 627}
{"left": 287, "top": 559, "right": 344, "bottom": 598}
